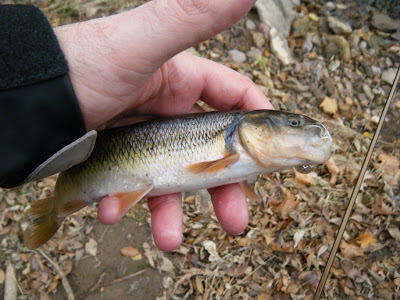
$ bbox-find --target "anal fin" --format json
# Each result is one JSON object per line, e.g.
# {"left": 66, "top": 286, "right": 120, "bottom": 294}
{"left": 111, "top": 184, "right": 153, "bottom": 217}
{"left": 186, "top": 152, "right": 239, "bottom": 174}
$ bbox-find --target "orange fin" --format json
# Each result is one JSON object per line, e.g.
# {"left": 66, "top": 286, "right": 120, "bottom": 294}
{"left": 186, "top": 152, "right": 239, "bottom": 174}
{"left": 112, "top": 184, "right": 153, "bottom": 216}
{"left": 24, "top": 197, "right": 59, "bottom": 250}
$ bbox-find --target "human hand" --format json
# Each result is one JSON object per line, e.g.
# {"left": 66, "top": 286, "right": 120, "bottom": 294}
{"left": 54, "top": 0, "right": 273, "bottom": 251}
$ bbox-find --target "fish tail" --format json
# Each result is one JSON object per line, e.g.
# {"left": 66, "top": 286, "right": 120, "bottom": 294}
{"left": 24, "top": 197, "right": 60, "bottom": 249}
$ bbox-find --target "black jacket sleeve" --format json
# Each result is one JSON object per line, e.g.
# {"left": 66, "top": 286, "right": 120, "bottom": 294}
{"left": 0, "top": 5, "right": 86, "bottom": 188}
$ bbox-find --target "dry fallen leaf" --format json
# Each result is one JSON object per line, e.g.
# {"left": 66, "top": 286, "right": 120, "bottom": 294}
{"left": 340, "top": 240, "right": 364, "bottom": 258}
{"left": 271, "top": 243, "right": 294, "bottom": 253}
{"left": 378, "top": 153, "right": 400, "bottom": 176}
{"left": 120, "top": 246, "right": 140, "bottom": 257}
{"left": 194, "top": 276, "right": 204, "bottom": 294}
{"left": 0, "top": 268, "right": 5, "bottom": 285}
{"left": 294, "top": 171, "right": 312, "bottom": 185}
{"left": 320, "top": 97, "right": 338, "bottom": 114}
{"left": 387, "top": 227, "right": 400, "bottom": 241}
{"left": 326, "top": 157, "right": 340, "bottom": 185}
{"left": 203, "top": 240, "right": 220, "bottom": 262}
{"left": 273, "top": 190, "right": 299, "bottom": 219}
{"left": 356, "top": 232, "right": 377, "bottom": 248}
{"left": 85, "top": 238, "right": 98, "bottom": 257}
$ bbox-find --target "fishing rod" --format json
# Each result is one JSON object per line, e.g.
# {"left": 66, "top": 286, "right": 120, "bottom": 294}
{"left": 313, "top": 66, "right": 400, "bottom": 299}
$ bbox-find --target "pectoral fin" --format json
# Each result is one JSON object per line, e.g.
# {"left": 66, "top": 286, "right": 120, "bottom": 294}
{"left": 112, "top": 184, "right": 153, "bottom": 217}
{"left": 186, "top": 152, "right": 239, "bottom": 174}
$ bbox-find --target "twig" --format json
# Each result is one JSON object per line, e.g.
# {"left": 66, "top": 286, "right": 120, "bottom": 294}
{"left": 89, "top": 271, "right": 106, "bottom": 292}
{"left": 168, "top": 268, "right": 213, "bottom": 299}
{"left": 109, "top": 268, "right": 150, "bottom": 285}
{"left": 37, "top": 249, "right": 75, "bottom": 300}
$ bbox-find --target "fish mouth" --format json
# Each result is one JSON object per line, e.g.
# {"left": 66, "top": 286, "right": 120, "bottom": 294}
{"left": 305, "top": 122, "right": 332, "bottom": 147}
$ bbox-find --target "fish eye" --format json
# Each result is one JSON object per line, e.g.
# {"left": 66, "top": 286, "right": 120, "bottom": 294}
{"left": 288, "top": 116, "right": 302, "bottom": 127}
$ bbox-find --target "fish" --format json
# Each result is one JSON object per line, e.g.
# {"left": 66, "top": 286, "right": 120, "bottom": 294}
{"left": 24, "top": 110, "right": 332, "bottom": 249}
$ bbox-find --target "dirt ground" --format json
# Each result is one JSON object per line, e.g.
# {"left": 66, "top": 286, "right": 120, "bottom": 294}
{"left": 1, "top": 0, "right": 400, "bottom": 300}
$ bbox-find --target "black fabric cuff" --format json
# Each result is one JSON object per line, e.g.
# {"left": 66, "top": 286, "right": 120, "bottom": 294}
{"left": 0, "top": 5, "right": 86, "bottom": 188}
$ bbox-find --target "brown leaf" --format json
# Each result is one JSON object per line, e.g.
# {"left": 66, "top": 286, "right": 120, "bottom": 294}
{"left": 372, "top": 196, "right": 392, "bottom": 215}
{"left": 340, "top": 240, "right": 363, "bottom": 258}
{"left": 387, "top": 227, "right": 400, "bottom": 241}
{"left": 271, "top": 243, "right": 294, "bottom": 254}
{"left": 325, "top": 157, "right": 340, "bottom": 185}
{"left": 273, "top": 190, "right": 299, "bottom": 219}
{"left": 294, "top": 171, "right": 312, "bottom": 185}
{"left": 320, "top": 97, "right": 338, "bottom": 115}
{"left": 194, "top": 276, "right": 204, "bottom": 294}
{"left": 355, "top": 232, "right": 377, "bottom": 248}
{"left": 377, "top": 153, "right": 400, "bottom": 176}
{"left": 120, "top": 246, "right": 140, "bottom": 257}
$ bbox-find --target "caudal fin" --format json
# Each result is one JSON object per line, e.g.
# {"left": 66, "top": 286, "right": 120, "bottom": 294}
{"left": 24, "top": 197, "right": 60, "bottom": 249}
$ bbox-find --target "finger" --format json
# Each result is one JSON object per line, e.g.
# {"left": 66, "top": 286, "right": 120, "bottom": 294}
{"left": 107, "top": 0, "right": 258, "bottom": 74}
{"left": 208, "top": 183, "right": 248, "bottom": 234}
{"left": 97, "top": 195, "right": 125, "bottom": 225}
{"left": 191, "top": 54, "right": 274, "bottom": 111}
{"left": 148, "top": 193, "right": 183, "bottom": 251}
{"left": 135, "top": 52, "right": 273, "bottom": 115}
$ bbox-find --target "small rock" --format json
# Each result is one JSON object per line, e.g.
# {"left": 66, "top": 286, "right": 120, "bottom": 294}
{"left": 312, "top": 34, "right": 322, "bottom": 47}
{"left": 310, "top": 83, "right": 326, "bottom": 102}
{"left": 291, "top": 15, "right": 310, "bottom": 38}
{"left": 246, "top": 19, "right": 256, "bottom": 30}
{"left": 252, "top": 32, "right": 265, "bottom": 48}
{"left": 283, "top": 77, "right": 309, "bottom": 93}
{"left": 228, "top": 50, "right": 247, "bottom": 63}
{"left": 254, "top": 0, "right": 294, "bottom": 38}
{"left": 246, "top": 47, "right": 262, "bottom": 62}
{"left": 371, "top": 12, "right": 399, "bottom": 32}
{"left": 302, "top": 33, "right": 313, "bottom": 53}
{"left": 327, "top": 16, "right": 352, "bottom": 34}
{"left": 362, "top": 84, "right": 374, "bottom": 101}
{"left": 381, "top": 68, "right": 397, "bottom": 84}
{"left": 391, "top": 31, "right": 400, "bottom": 41}
{"left": 324, "top": 1, "right": 336, "bottom": 11}
{"left": 349, "top": 29, "right": 363, "bottom": 49}
{"left": 325, "top": 35, "right": 351, "bottom": 62}
{"left": 358, "top": 60, "right": 373, "bottom": 77}
{"left": 270, "top": 27, "right": 292, "bottom": 65}
{"left": 258, "top": 23, "right": 270, "bottom": 39}
{"left": 343, "top": 78, "right": 354, "bottom": 97}
{"left": 285, "top": 98, "right": 298, "bottom": 111}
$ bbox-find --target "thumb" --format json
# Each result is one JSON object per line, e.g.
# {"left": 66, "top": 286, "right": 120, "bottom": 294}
{"left": 105, "top": 0, "right": 256, "bottom": 74}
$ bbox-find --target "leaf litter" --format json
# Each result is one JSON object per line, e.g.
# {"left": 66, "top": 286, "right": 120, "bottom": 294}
{"left": 1, "top": 0, "right": 400, "bottom": 299}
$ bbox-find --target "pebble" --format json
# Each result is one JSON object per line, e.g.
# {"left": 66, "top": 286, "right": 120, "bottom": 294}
{"left": 363, "top": 84, "right": 374, "bottom": 101}
{"left": 252, "top": 32, "right": 265, "bottom": 48}
{"left": 349, "top": 29, "right": 362, "bottom": 49}
{"left": 283, "top": 77, "right": 309, "bottom": 93}
{"left": 324, "top": 1, "right": 336, "bottom": 11}
{"left": 246, "top": 47, "right": 263, "bottom": 62}
{"left": 246, "top": 19, "right": 256, "bottom": 30}
{"left": 359, "top": 60, "right": 373, "bottom": 77}
{"left": 371, "top": 12, "right": 399, "bottom": 32}
{"left": 371, "top": 65, "right": 382, "bottom": 75}
{"left": 327, "top": 16, "right": 352, "bottom": 34}
{"left": 228, "top": 50, "right": 247, "bottom": 63}
{"left": 343, "top": 78, "right": 354, "bottom": 97}
{"left": 291, "top": 15, "right": 310, "bottom": 38}
{"left": 270, "top": 27, "right": 292, "bottom": 65}
{"left": 325, "top": 35, "right": 351, "bottom": 62}
{"left": 254, "top": 0, "right": 294, "bottom": 37}
{"left": 302, "top": 33, "right": 313, "bottom": 53}
{"left": 381, "top": 68, "right": 397, "bottom": 84}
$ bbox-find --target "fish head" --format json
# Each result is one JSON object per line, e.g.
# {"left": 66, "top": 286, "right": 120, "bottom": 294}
{"left": 238, "top": 110, "right": 332, "bottom": 169}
